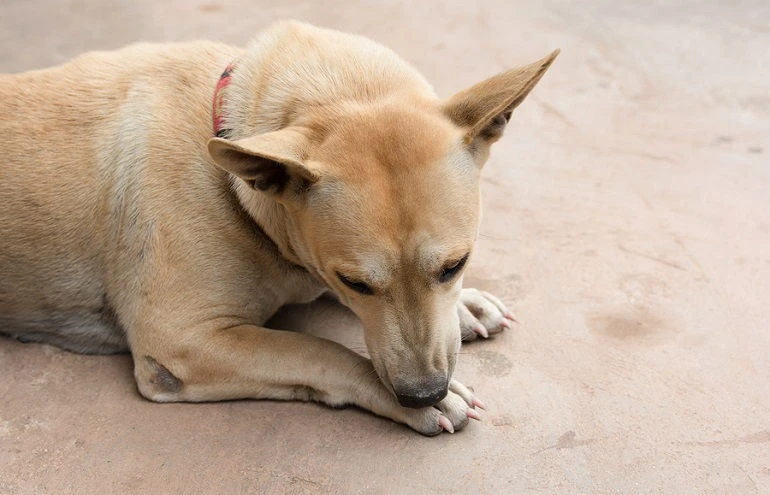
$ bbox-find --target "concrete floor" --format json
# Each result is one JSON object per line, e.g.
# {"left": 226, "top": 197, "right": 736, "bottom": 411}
{"left": 1, "top": 0, "right": 769, "bottom": 493}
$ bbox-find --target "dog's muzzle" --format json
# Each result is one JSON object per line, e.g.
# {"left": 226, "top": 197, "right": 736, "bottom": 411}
{"left": 394, "top": 375, "right": 448, "bottom": 408}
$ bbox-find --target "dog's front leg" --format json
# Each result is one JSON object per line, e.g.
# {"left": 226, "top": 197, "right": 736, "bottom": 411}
{"left": 132, "top": 325, "right": 479, "bottom": 435}
{"left": 457, "top": 288, "right": 517, "bottom": 341}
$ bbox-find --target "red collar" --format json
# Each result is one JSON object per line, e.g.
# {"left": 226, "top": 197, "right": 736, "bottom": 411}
{"left": 212, "top": 62, "right": 235, "bottom": 137}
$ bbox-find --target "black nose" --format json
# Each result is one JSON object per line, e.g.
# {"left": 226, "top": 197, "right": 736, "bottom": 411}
{"left": 394, "top": 375, "right": 448, "bottom": 409}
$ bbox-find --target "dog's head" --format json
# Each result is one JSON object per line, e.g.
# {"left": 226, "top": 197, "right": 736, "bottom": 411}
{"left": 208, "top": 51, "right": 558, "bottom": 407}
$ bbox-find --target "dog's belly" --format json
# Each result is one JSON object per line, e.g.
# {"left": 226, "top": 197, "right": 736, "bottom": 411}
{"left": 0, "top": 301, "right": 128, "bottom": 355}
{"left": 0, "top": 247, "right": 127, "bottom": 354}
{"left": 0, "top": 251, "right": 129, "bottom": 355}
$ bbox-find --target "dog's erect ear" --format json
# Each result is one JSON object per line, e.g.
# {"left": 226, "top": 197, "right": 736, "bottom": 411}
{"left": 442, "top": 49, "right": 559, "bottom": 160}
{"left": 207, "top": 127, "right": 319, "bottom": 201}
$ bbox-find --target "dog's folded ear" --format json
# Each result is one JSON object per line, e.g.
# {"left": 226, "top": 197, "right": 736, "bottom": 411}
{"left": 207, "top": 127, "right": 319, "bottom": 201}
{"left": 442, "top": 49, "right": 559, "bottom": 161}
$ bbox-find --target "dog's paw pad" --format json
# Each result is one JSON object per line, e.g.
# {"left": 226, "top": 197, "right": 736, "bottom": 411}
{"left": 403, "top": 380, "right": 483, "bottom": 435}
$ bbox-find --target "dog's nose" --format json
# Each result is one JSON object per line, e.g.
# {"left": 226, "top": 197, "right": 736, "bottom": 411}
{"left": 394, "top": 375, "right": 448, "bottom": 409}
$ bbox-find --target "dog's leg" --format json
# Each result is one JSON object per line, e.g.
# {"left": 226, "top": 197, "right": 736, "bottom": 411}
{"left": 457, "top": 288, "right": 517, "bottom": 341}
{"left": 132, "top": 325, "right": 480, "bottom": 435}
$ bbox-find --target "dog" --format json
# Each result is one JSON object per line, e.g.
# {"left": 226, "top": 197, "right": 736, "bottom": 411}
{"left": 0, "top": 21, "right": 557, "bottom": 435}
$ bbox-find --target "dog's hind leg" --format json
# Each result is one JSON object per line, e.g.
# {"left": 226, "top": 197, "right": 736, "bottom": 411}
{"left": 131, "top": 324, "right": 480, "bottom": 435}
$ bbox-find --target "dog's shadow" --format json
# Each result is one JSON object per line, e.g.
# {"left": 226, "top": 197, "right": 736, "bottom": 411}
{"left": 267, "top": 296, "right": 370, "bottom": 357}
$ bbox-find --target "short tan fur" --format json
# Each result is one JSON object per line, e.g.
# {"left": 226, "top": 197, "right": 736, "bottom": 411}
{"left": 0, "top": 21, "right": 557, "bottom": 435}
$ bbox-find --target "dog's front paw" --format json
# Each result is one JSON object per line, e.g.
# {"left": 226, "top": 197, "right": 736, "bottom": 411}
{"left": 457, "top": 288, "right": 517, "bottom": 341}
{"left": 400, "top": 380, "right": 486, "bottom": 436}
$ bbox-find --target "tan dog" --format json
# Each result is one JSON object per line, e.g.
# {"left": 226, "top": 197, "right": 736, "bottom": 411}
{"left": 0, "top": 21, "right": 557, "bottom": 435}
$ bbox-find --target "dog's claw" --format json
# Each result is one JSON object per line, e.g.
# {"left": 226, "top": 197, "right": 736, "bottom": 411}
{"left": 471, "top": 397, "right": 487, "bottom": 411}
{"left": 473, "top": 325, "right": 489, "bottom": 338}
{"left": 438, "top": 415, "right": 454, "bottom": 433}
{"left": 504, "top": 311, "right": 519, "bottom": 323}
{"left": 466, "top": 408, "right": 482, "bottom": 421}
{"left": 499, "top": 319, "right": 511, "bottom": 330}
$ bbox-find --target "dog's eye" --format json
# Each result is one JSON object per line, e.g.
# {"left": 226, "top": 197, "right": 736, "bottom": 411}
{"left": 336, "top": 272, "right": 374, "bottom": 295}
{"left": 439, "top": 253, "right": 469, "bottom": 283}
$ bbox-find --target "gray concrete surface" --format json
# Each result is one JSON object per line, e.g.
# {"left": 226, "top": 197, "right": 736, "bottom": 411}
{"left": 1, "top": 0, "right": 769, "bottom": 493}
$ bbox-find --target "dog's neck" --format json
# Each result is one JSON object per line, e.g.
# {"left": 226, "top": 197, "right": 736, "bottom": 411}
{"left": 211, "top": 61, "right": 315, "bottom": 273}
{"left": 230, "top": 178, "right": 310, "bottom": 270}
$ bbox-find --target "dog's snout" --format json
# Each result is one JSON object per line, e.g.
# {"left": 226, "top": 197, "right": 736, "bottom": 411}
{"left": 394, "top": 375, "right": 448, "bottom": 409}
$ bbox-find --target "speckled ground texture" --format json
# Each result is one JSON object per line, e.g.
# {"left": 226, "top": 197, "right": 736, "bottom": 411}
{"left": 1, "top": 1, "right": 769, "bottom": 493}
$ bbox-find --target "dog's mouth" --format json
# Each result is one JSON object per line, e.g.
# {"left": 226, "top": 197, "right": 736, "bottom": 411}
{"left": 360, "top": 315, "right": 461, "bottom": 409}
{"left": 371, "top": 355, "right": 451, "bottom": 409}
{"left": 370, "top": 357, "right": 396, "bottom": 395}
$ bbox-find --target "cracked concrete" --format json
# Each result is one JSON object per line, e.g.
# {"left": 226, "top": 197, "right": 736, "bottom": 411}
{"left": 1, "top": 0, "right": 769, "bottom": 493}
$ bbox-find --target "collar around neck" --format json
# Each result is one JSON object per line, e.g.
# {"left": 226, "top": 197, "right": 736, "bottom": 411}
{"left": 212, "top": 62, "right": 235, "bottom": 138}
